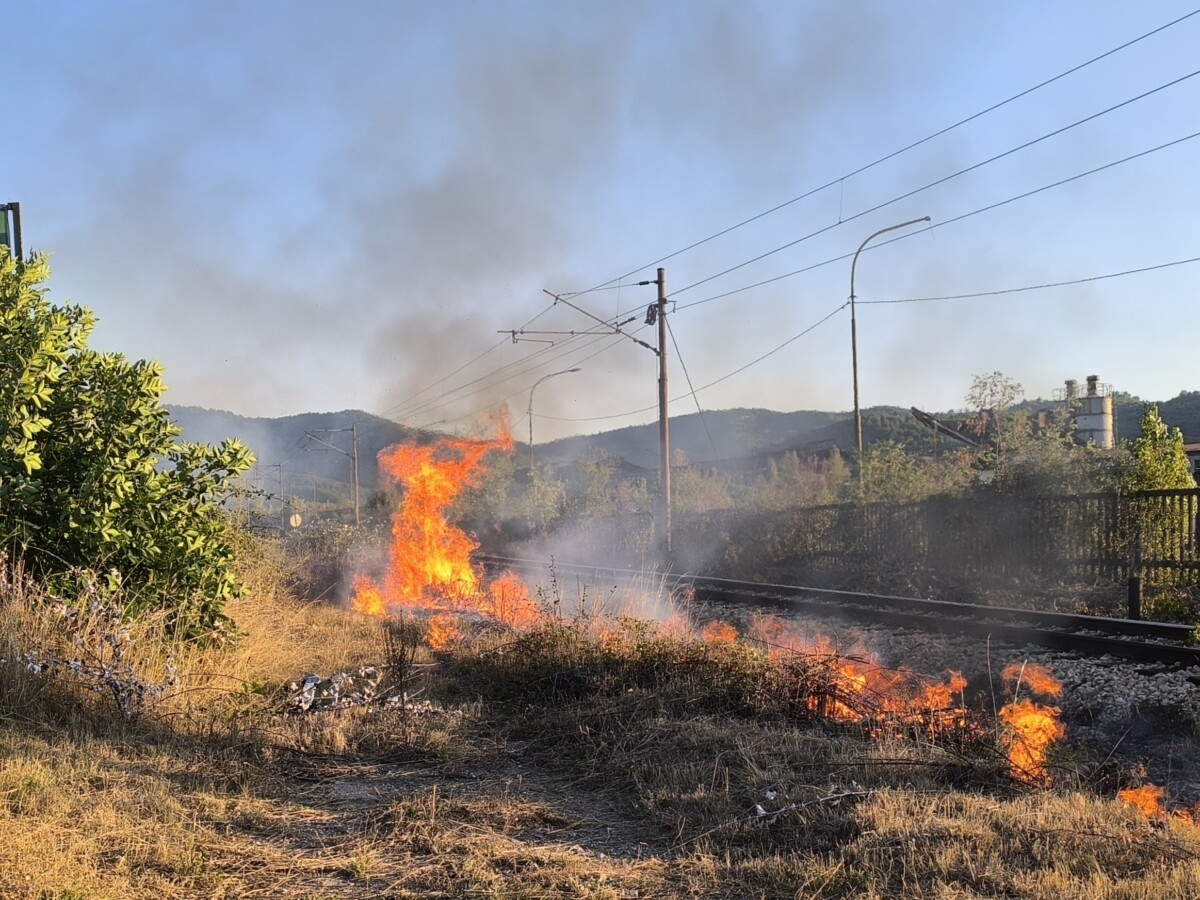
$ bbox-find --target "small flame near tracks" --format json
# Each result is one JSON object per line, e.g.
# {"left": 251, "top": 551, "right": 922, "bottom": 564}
{"left": 748, "top": 616, "right": 973, "bottom": 741}
{"left": 999, "top": 662, "right": 1066, "bottom": 784}
{"left": 746, "top": 618, "right": 1070, "bottom": 781}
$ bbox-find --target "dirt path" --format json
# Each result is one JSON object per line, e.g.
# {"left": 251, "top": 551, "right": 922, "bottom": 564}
{"left": 212, "top": 738, "right": 673, "bottom": 898}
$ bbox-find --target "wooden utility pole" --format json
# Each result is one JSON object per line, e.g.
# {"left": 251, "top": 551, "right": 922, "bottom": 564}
{"left": 351, "top": 424, "right": 360, "bottom": 526}
{"left": 520, "top": 270, "right": 672, "bottom": 566}
{"left": 655, "top": 268, "right": 672, "bottom": 563}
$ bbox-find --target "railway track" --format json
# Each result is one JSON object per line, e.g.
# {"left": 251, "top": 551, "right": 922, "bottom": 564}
{"left": 476, "top": 554, "right": 1200, "bottom": 667}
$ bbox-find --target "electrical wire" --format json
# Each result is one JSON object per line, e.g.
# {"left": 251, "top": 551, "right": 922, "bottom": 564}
{"left": 538, "top": 304, "right": 846, "bottom": 423}
{"left": 670, "top": 66, "right": 1200, "bottom": 299}
{"left": 403, "top": 114, "right": 1199, "bottom": 429}
{"left": 398, "top": 329, "right": 618, "bottom": 425}
{"left": 377, "top": 298, "right": 562, "bottom": 420}
{"left": 416, "top": 326, "right": 654, "bottom": 430}
{"left": 860, "top": 255, "right": 1200, "bottom": 305}
{"left": 667, "top": 316, "right": 726, "bottom": 474}
{"left": 376, "top": 14, "right": 1200, "bottom": 428}
{"left": 676, "top": 128, "right": 1200, "bottom": 312}
{"left": 551, "top": 8, "right": 1200, "bottom": 301}
{"left": 423, "top": 244, "right": 1200, "bottom": 429}
{"left": 377, "top": 11, "right": 1198, "bottom": 423}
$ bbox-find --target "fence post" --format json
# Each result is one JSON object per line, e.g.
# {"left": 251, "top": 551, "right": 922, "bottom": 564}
{"left": 1127, "top": 573, "right": 1142, "bottom": 620}
{"left": 1127, "top": 528, "right": 1142, "bottom": 620}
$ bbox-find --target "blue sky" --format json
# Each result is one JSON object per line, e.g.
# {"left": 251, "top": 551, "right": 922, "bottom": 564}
{"left": 7, "top": 1, "right": 1200, "bottom": 441}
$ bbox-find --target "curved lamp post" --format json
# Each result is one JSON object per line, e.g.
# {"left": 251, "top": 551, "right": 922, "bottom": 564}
{"left": 850, "top": 216, "right": 930, "bottom": 458}
{"left": 528, "top": 367, "right": 582, "bottom": 469}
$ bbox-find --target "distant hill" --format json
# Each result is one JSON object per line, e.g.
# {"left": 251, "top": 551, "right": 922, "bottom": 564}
{"left": 167, "top": 406, "right": 424, "bottom": 497}
{"left": 534, "top": 408, "right": 847, "bottom": 471}
{"left": 1155, "top": 392, "right": 1200, "bottom": 444}
{"left": 167, "top": 391, "right": 1200, "bottom": 505}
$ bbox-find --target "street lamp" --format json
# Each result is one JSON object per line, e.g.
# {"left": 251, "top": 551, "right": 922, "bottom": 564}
{"left": 528, "top": 367, "right": 581, "bottom": 470}
{"left": 849, "top": 216, "right": 930, "bottom": 458}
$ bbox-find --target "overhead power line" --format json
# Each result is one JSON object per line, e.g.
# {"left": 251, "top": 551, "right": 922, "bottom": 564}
{"left": 540, "top": 246, "right": 1200, "bottom": 426}
{"left": 378, "top": 11, "right": 1200, "bottom": 428}
{"left": 538, "top": 304, "right": 847, "bottom": 424}
{"left": 555, "top": 8, "right": 1200, "bottom": 302}
{"left": 406, "top": 117, "right": 1199, "bottom": 430}
{"left": 676, "top": 128, "right": 1200, "bottom": 313}
{"left": 670, "top": 66, "right": 1200, "bottom": 300}
{"left": 860, "top": 255, "right": 1200, "bottom": 305}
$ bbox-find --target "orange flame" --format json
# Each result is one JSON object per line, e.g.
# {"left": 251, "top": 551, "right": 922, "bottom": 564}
{"left": 1119, "top": 784, "right": 1167, "bottom": 819}
{"left": 999, "top": 663, "right": 1066, "bottom": 783}
{"left": 350, "top": 576, "right": 386, "bottom": 618}
{"left": 485, "top": 570, "right": 541, "bottom": 629}
{"left": 1001, "top": 662, "right": 1062, "bottom": 699}
{"left": 744, "top": 615, "right": 972, "bottom": 737}
{"left": 1119, "top": 783, "right": 1199, "bottom": 824}
{"left": 426, "top": 613, "right": 462, "bottom": 651}
{"left": 700, "top": 621, "right": 739, "bottom": 644}
{"left": 349, "top": 412, "right": 543, "bottom": 637}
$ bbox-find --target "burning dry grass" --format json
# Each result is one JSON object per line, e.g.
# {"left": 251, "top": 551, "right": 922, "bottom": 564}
{"left": 4, "top": 533, "right": 1200, "bottom": 896}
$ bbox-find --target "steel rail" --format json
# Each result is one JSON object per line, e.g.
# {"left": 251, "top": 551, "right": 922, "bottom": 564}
{"left": 476, "top": 554, "right": 1200, "bottom": 666}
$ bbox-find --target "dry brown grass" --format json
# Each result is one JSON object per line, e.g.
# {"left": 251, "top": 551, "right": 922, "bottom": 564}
{"left": 3, "top": 543, "right": 1200, "bottom": 898}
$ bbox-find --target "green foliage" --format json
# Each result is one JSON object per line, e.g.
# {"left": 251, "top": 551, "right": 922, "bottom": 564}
{"left": 522, "top": 467, "right": 569, "bottom": 529}
{"left": 857, "top": 441, "right": 926, "bottom": 502}
{"left": 857, "top": 441, "right": 975, "bottom": 503}
{"left": 0, "top": 250, "right": 254, "bottom": 636}
{"left": 670, "top": 449, "right": 733, "bottom": 514}
{"left": 749, "top": 449, "right": 849, "bottom": 508}
{"left": 1116, "top": 405, "right": 1196, "bottom": 589}
{"left": 1157, "top": 390, "right": 1200, "bottom": 444}
{"left": 985, "top": 406, "right": 1115, "bottom": 496}
{"left": 1120, "top": 404, "right": 1195, "bottom": 492}
{"left": 965, "top": 371, "right": 1026, "bottom": 464}
{"left": 566, "top": 449, "right": 624, "bottom": 517}
{"left": 965, "top": 370, "right": 1023, "bottom": 414}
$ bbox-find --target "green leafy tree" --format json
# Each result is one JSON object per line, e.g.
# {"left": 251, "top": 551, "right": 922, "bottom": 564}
{"left": 670, "top": 449, "right": 732, "bottom": 514}
{"left": 985, "top": 401, "right": 1116, "bottom": 496}
{"left": 1121, "top": 404, "right": 1195, "bottom": 492}
{"left": 858, "top": 441, "right": 930, "bottom": 503}
{"left": 965, "top": 370, "right": 1025, "bottom": 463}
{"left": 1117, "top": 404, "right": 1196, "bottom": 589}
{"left": 567, "top": 449, "right": 622, "bottom": 517}
{"left": 0, "top": 250, "right": 254, "bottom": 635}
{"left": 819, "top": 448, "right": 851, "bottom": 504}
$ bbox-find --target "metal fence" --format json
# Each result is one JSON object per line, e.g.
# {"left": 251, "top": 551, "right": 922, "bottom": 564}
{"left": 673, "top": 489, "right": 1200, "bottom": 587}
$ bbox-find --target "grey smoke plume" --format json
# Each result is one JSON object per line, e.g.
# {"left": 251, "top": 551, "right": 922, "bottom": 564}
{"left": 12, "top": 1, "right": 1198, "bottom": 436}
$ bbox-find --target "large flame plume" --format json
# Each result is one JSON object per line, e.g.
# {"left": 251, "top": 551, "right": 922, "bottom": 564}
{"left": 349, "top": 413, "right": 539, "bottom": 636}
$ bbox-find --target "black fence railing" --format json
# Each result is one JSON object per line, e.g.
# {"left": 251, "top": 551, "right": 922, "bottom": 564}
{"left": 489, "top": 490, "right": 1200, "bottom": 594}
{"left": 670, "top": 489, "right": 1200, "bottom": 587}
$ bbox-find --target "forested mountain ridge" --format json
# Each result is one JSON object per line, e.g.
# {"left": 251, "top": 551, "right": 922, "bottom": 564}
{"left": 167, "top": 391, "right": 1200, "bottom": 495}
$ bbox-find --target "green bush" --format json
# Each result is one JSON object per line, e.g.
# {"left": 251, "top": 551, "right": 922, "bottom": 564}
{"left": 0, "top": 249, "right": 253, "bottom": 636}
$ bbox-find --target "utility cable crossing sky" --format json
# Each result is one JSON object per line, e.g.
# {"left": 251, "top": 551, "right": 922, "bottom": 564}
{"left": 379, "top": 9, "right": 1200, "bottom": 435}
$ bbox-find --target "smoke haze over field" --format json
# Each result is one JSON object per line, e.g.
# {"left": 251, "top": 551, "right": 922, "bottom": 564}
{"left": 8, "top": 1, "right": 1200, "bottom": 441}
